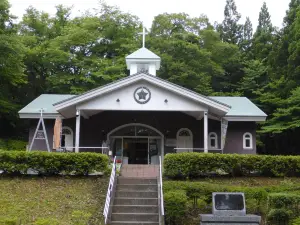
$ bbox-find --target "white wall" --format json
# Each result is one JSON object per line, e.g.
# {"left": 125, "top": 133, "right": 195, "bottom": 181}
{"left": 77, "top": 80, "right": 207, "bottom": 112}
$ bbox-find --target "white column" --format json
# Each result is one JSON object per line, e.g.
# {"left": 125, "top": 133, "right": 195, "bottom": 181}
{"left": 204, "top": 111, "right": 208, "bottom": 153}
{"left": 75, "top": 110, "right": 81, "bottom": 153}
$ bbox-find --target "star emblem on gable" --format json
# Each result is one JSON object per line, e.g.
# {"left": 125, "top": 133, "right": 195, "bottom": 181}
{"left": 137, "top": 89, "right": 148, "bottom": 100}
{"left": 134, "top": 87, "right": 151, "bottom": 104}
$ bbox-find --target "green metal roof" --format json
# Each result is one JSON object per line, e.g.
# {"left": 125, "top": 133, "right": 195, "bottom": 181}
{"left": 210, "top": 96, "right": 267, "bottom": 117}
{"left": 19, "top": 94, "right": 75, "bottom": 114}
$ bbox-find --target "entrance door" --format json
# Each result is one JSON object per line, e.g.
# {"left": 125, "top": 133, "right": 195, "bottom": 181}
{"left": 123, "top": 138, "right": 148, "bottom": 164}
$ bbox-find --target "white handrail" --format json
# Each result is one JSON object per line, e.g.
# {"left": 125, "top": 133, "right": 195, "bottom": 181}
{"left": 103, "top": 156, "right": 116, "bottom": 224}
{"left": 159, "top": 156, "right": 164, "bottom": 216}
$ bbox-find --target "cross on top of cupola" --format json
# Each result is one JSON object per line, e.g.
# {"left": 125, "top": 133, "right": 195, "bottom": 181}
{"left": 126, "top": 26, "right": 161, "bottom": 76}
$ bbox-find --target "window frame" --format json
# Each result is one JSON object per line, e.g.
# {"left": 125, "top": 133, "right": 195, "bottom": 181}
{"left": 208, "top": 132, "right": 218, "bottom": 149}
{"left": 243, "top": 132, "right": 253, "bottom": 150}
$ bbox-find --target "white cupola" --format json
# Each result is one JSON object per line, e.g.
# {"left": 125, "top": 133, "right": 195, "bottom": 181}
{"left": 125, "top": 27, "right": 161, "bottom": 76}
{"left": 126, "top": 47, "right": 161, "bottom": 76}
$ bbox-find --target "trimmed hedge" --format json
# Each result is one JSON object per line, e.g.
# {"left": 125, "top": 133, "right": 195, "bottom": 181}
{"left": 164, "top": 153, "right": 300, "bottom": 178}
{"left": 164, "top": 190, "right": 188, "bottom": 225}
{"left": 0, "top": 151, "right": 109, "bottom": 175}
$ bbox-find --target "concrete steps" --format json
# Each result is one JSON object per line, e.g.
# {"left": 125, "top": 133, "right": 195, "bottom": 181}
{"left": 109, "top": 171, "right": 160, "bottom": 225}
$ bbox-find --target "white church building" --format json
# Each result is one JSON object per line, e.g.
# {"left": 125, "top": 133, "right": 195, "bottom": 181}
{"left": 19, "top": 35, "right": 267, "bottom": 164}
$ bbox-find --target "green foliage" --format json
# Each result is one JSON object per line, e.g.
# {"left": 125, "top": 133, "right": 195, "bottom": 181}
{"left": 267, "top": 208, "right": 291, "bottom": 225}
{"left": 0, "top": 139, "right": 27, "bottom": 151}
{"left": 163, "top": 178, "right": 300, "bottom": 224}
{"left": 164, "top": 153, "right": 300, "bottom": 178}
{"left": 164, "top": 190, "right": 188, "bottom": 225}
{"left": 268, "top": 193, "right": 300, "bottom": 209}
{"left": 0, "top": 151, "right": 109, "bottom": 175}
{"left": 292, "top": 217, "right": 300, "bottom": 225}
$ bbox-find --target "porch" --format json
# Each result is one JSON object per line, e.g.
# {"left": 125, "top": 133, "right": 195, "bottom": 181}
{"left": 55, "top": 110, "right": 226, "bottom": 164}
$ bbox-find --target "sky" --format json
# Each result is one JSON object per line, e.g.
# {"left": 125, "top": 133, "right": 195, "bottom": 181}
{"left": 9, "top": 0, "right": 290, "bottom": 29}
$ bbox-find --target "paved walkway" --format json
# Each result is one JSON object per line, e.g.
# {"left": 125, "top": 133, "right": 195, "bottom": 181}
{"left": 121, "top": 164, "right": 159, "bottom": 178}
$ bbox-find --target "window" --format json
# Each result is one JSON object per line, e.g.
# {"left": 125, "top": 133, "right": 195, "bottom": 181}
{"left": 176, "top": 128, "right": 193, "bottom": 152}
{"left": 209, "top": 132, "right": 218, "bottom": 149}
{"left": 243, "top": 132, "right": 253, "bottom": 149}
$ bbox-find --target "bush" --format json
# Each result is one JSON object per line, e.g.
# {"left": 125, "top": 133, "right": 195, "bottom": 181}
{"left": 268, "top": 193, "right": 300, "bottom": 209}
{"left": 267, "top": 209, "right": 291, "bottom": 225}
{"left": 292, "top": 218, "right": 300, "bottom": 225}
{"left": 164, "top": 190, "right": 188, "bottom": 225}
{"left": 164, "top": 153, "right": 300, "bottom": 178}
{"left": 0, "top": 139, "right": 27, "bottom": 151}
{"left": 0, "top": 151, "right": 109, "bottom": 175}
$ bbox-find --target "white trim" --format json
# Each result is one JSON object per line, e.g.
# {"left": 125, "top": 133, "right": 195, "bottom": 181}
{"left": 204, "top": 112, "right": 208, "bottom": 153}
{"left": 176, "top": 128, "right": 193, "bottom": 138}
{"left": 108, "top": 123, "right": 164, "bottom": 138}
{"left": 54, "top": 73, "right": 230, "bottom": 113}
{"left": 176, "top": 128, "right": 193, "bottom": 152}
{"left": 208, "top": 132, "right": 218, "bottom": 149}
{"left": 75, "top": 110, "right": 81, "bottom": 153}
{"left": 225, "top": 116, "right": 267, "bottom": 122}
{"left": 243, "top": 132, "right": 253, "bottom": 150}
{"left": 107, "top": 123, "right": 164, "bottom": 163}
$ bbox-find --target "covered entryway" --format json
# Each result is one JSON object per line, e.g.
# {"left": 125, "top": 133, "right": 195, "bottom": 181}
{"left": 107, "top": 123, "right": 164, "bottom": 165}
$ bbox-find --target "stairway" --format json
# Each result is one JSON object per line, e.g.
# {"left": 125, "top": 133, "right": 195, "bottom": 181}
{"left": 110, "top": 165, "right": 160, "bottom": 225}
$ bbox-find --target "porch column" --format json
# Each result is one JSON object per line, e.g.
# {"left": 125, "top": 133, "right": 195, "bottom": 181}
{"left": 75, "top": 110, "right": 81, "bottom": 153}
{"left": 204, "top": 111, "right": 208, "bottom": 153}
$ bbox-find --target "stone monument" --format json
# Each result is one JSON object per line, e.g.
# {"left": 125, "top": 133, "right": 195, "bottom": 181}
{"left": 200, "top": 192, "right": 261, "bottom": 225}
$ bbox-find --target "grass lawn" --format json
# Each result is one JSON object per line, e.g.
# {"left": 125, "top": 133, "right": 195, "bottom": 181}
{"left": 0, "top": 176, "right": 108, "bottom": 225}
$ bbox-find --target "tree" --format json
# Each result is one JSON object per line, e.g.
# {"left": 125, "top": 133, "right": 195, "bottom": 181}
{"left": 240, "top": 17, "right": 253, "bottom": 53}
{"left": 252, "top": 2, "right": 274, "bottom": 60}
{"left": 217, "top": 0, "right": 243, "bottom": 45}
{"left": 0, "top": 0, "right": 25, "bottom": 136}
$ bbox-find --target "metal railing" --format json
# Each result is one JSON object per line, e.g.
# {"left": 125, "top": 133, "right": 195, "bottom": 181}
{"left": 159, "top": 156, "right": 164, "bottom": 224}
{"left": 103, "top": 156, "right": 117, "bottom": 224}
{"left": 173, "top": 148, "right": 223, "bottom": 154}
{"left": 56, "top": 147, "right": 109, "bottom": 154}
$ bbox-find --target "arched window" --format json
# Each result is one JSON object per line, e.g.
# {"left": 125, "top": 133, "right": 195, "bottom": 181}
{"left": 209, "top": 132, "right": 218, "bottom": 149}
{"left": 243, "top": 132, "right": 253, "bottom": 149}
{"left": 176, "top": 128, "right": 193, "bottom": 152}
{"left": 61, "top": 126, "right": 74, "bottom": 151}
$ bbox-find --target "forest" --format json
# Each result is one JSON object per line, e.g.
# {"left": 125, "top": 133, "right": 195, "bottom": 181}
{"left": 0, "top": 0, "right": 300, "bottom": 154}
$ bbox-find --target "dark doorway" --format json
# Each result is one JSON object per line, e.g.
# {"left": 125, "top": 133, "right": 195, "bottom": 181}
{"left": 123, "top": 138, "right": 148, "bottom": 164}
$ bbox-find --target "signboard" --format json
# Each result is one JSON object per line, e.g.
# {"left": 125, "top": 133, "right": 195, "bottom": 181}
{"left": 221, "top": 118, "right": 228, "bottom": 149}
{"left": 36, "top": 130, "right": 45, "bottom": 139}
{"left": 165, "top": 138, "right": 177, "bottom": 147}
{"left": 212, "top": 192, "right": 246, "bottom": 216}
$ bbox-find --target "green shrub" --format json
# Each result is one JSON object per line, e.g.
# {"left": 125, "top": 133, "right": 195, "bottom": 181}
{"left": 268, "top": 193, "right": 300, "bottom": 209}
{"left": 0, "top": 151, "right": 109, "bottom": 175}
{"left": 292, "top": 218, "right": 300, "bottom": 225}
{"left": 267, "top": 208, "right": 291, "bottom": 225}
{"left": 164, "top": 153, "right": 300, "bottom": 178}
{"left": 0, "top": 139, "right": 27, "bottom": 151}
{"left": 164, "top": 190, "right": 188, "bottom": 225}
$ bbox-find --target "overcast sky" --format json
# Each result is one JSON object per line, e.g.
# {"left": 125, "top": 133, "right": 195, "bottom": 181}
{"left": 10, "top": 0, "right": 290, "bottom": 29}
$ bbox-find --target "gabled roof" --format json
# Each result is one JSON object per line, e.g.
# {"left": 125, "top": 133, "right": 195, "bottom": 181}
{"left": 126, "top": 47, "right": 160, "bottom": 59}
{"left": 54, "top": 72, "right": 231, "bottom": 114}
{"left": 18, "top": 94, "right": 75, "bottom": 118}
{"left": 211, "top": 96, "right": 267, "bottom": 121}
{"left": 18, "top": 73, "right": 267, "bottom": 122}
